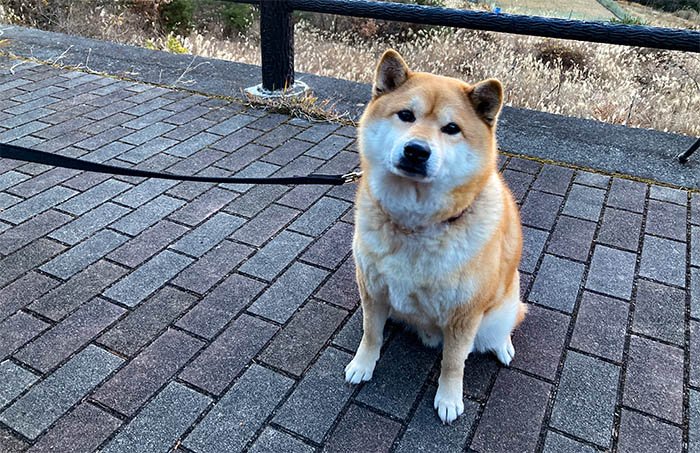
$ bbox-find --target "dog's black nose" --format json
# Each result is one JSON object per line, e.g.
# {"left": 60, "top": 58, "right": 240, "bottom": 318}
{"left": 403, "top": 140, "right": 431, "bottom": 163}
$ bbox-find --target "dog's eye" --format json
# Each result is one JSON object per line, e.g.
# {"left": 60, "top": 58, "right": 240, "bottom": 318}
{"left": 441, "top": 123, "right": 461, "bottom": 135}
{"left": 397, "top": 110, "right": 415, "bottom": 123}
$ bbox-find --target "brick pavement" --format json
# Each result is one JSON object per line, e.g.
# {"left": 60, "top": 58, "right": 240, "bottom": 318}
{"left": 0, "top": 57, "right": 697, "bottom": 453}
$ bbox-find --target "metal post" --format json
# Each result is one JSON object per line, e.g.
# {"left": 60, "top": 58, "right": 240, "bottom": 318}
{"left": 677, "top": 137, "right": 699, "bottom": 164}
{"left": 260, "top": 0, "right": 294, "bottom": 92}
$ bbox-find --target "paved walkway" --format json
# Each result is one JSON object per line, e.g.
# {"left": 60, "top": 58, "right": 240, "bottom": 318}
{"left": 0, "top": 57, "right": 697, "bottom": 453}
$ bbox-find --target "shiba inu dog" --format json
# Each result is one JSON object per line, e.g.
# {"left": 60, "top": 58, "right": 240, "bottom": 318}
{"left": 346, "top": 50, "right": 526, "bottom": 424}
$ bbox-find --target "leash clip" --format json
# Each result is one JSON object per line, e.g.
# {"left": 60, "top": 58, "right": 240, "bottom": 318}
{"left": 342, "top": 170, "right": 363, "bottom": 184}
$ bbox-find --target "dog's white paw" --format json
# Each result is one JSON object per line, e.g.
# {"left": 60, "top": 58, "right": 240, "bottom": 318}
{"left": 344, "top": 357, "right": 376, "bottom": 384}
{"left": 433, "top": 385, "right": 464, "bottom": 424}
{"left": 494, "top": 337, "right": 515, "bottom": 366}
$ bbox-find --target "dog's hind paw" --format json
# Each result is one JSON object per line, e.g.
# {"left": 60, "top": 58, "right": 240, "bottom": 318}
{"left": 434, "top": 386, "right": 464, "bottom": 424}
{"left": 344, "top": 357, "right": 375, "bottom": 384}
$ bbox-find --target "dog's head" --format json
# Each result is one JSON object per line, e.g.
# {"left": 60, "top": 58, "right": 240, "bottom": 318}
{"left": 359, "top": 50, "right": 503, "bottom": 224}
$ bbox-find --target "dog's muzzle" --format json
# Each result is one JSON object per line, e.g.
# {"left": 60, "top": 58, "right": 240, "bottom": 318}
{"left": 397, "top": 140, "right": 431, "bottom": 177}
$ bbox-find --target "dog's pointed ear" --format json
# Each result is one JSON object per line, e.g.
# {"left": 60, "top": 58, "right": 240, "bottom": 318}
{"left": 373, "top": 50, "right": 410, "bottom": 97}
{"left": 469, "top": 79, "right": 503, "bottom": 126}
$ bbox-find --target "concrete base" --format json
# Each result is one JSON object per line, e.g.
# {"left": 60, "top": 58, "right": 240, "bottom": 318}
{"left": 244, "top": 81, "right": 309, "bottom": 99}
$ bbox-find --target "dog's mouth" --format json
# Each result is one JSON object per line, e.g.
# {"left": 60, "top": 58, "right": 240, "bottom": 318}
{"left": 395, "top": 158, "right": 428, "bottom": 179}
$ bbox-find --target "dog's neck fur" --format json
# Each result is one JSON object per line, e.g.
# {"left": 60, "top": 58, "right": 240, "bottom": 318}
{"left": 363, "top": 168, "right": 493, "bottom": 234}
{"left": 376, "top": 200, "right": 471, "bottom": 235}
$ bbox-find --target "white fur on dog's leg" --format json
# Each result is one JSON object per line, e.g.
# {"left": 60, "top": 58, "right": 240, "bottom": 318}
{"left": 417, "top": 330, "right": 442, "bottom": 348}
{"left": 344, "top": 356, "right": 376, "bottom": 384}
{"left": 495, "top": 336, "right": 515, "bottom": 366}
{"left": 433, "top": 383, "right": 464, "bottom": 424}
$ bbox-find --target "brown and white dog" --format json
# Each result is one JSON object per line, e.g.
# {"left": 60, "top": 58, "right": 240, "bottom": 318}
{"left": 346, "top": 50, "right": 526, "bottom": 424}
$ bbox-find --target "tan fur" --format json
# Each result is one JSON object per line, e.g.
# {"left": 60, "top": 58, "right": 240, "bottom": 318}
{"left": 346, "top": 50, "right": 525, "bottom": 424}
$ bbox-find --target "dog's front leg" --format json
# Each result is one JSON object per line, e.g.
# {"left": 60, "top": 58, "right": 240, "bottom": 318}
{"left": 434, "top": 313, "right": 483, "bottom": 424}
{"left": 345, "top": 279, "right": 389, "bottom": 384}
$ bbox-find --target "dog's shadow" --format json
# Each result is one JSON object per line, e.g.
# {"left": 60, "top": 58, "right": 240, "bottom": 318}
{"left": 346, "top": 319, "right": 501, "bottom": 422}
{"left": 344, "top": 306, "right": 556, "bottom": 408}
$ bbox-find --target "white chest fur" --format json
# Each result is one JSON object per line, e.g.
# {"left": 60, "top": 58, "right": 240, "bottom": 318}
{"left": 354, "top": 180, "right": 503, "bottom": 327}
{"left": 358, "top": 232, "right": 476, "bottom": 325}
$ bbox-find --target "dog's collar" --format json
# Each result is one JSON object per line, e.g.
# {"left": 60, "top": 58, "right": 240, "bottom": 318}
{"left": 446, "top": 209, "right": 468, "bottom": 224}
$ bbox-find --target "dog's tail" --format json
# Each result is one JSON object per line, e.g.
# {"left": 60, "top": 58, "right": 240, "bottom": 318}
{"left": 515, "top": 302, "right": 528, "bottom": 327}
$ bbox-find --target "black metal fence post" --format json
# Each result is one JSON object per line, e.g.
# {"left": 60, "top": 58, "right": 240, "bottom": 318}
{"left": 260, "top": 0, "right": 295, "bottom": 91}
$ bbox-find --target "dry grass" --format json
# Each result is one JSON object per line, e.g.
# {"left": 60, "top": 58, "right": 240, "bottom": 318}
{"left": 184, "top": 21, "right": 700, "bottom": 136}
{"left": 1, "top": 2, "right": 698, "bottom": 136}
{"left": 489, "top": 0, "right": 614, "bottom": 20}
{"left": 242, "top": 91, "right": 356, "bottom": 126}
{"left": 617, "top": 1, "right": 700, "bottom": 28}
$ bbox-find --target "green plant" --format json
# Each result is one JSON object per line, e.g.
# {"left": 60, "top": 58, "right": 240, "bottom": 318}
{"left": 610, "top": 15, "right": 647, "bottom": 25}
{"left": 222, "top": 3, "right": 254, "bottom": 35}
{"left": 596, "top": 0, "right": 631, "bottom": 21}
{"left": 141, "top": 32, "right": 189, "bottom": 54}
{"left": 165, "top": 33, "right": 188, "bottom": 53}
{"left": 159, "top": 0, "right": 194, "bottom": 35}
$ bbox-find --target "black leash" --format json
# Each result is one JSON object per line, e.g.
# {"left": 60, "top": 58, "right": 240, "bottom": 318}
{"left": 0, "top": 142, "right": 363, "bottom": 185}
